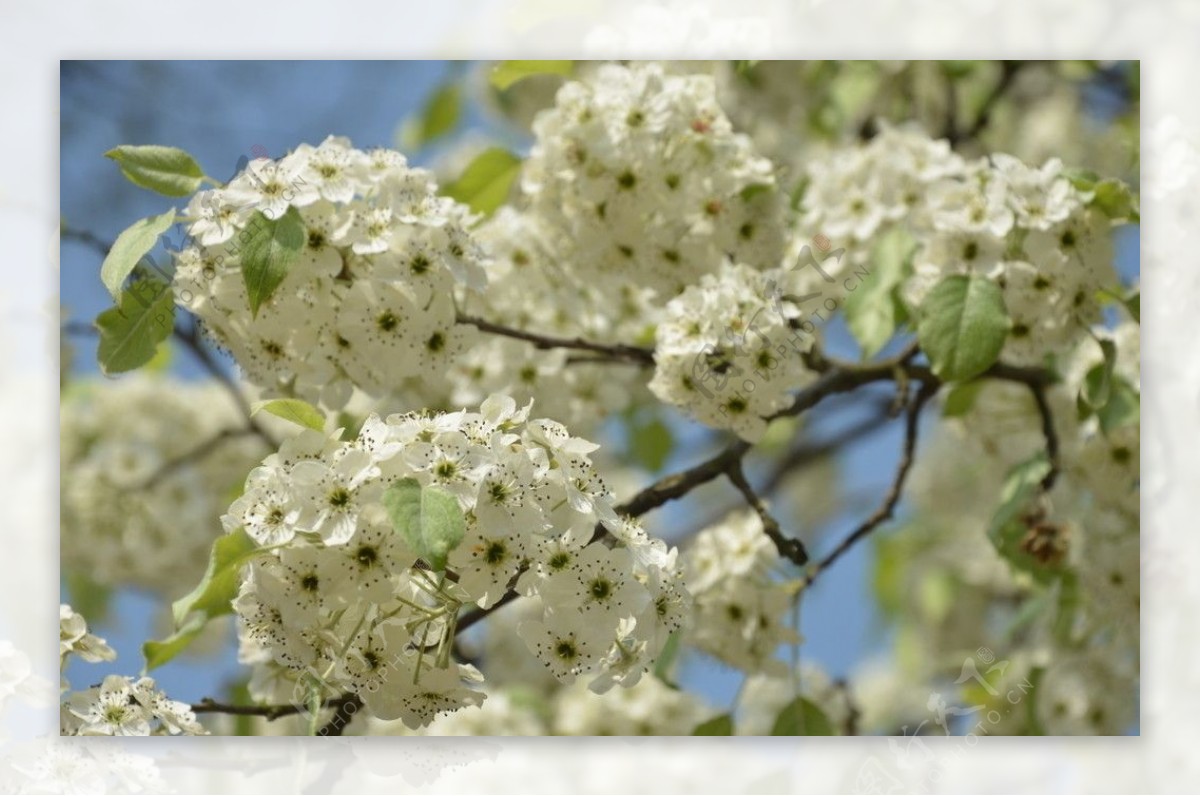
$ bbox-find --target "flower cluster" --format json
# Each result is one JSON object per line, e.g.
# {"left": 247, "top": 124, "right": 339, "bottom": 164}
{"left": 59, "top": 604, "right": 115, "bottom": 670}
{"left": 61, "top": 674, "right": 207, "bottom": 737}
{"left": 61, "top": 374, "right": 269, "bottom": 594}
{"left": 59, "top": 604, "right": 206, "bottom": 736}
{"left": 682, "top": 510, "right": 800, "bottom": 674}
{"left": 650, "top": 261, "right": 820, "bottom": 441}
{"left": 173, "top": 136, "right": 487, "bottom": 408}
{"left": 225, "top": 396, "right": 688, "bottom": 728}
{"left": 802, "top": 123, "right": 1128, "bottom": 367}
{"left": 520, "top": 62, "right": 786, "bottom": 302}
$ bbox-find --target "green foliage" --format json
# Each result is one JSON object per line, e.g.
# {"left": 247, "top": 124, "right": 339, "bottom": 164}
{"left": 627, "top": 412, "right": 674, "bottom": 473}
{"left": 771, "top": 696, "right": 835, "bottom": 735}
{"left": 692, "top": 714, "right": 734, "bottom": 735}
{"left": 95, "top": 280, "right": 175, "bottom": 375}
{"left": 240, "top": 207, "right": 305, "bottom": 316}
{"left": 490, "top": 60, "right": 574, "bottom": 90}
{"left": 251, "top": 398, "right": 325, "bottom": 431}
{"left": 382, "top": 478, "right": 466, "bottom": 572}
{"left": 144, "top": 529, "right": 260, "bottom": 670}
{"left": 442, "top": 147, "right": 522, "bottom": 217}
{"left": 1092, "top": 179, "right": 1140, "bottom": 222}
{"left": 105, "top": 145, "right": 207, "bottom": 197}
{"left": 652, "top": 630, "right": 682, "bottom": 686}
{"left": 844, "top": 225, "right": 916, "bottom": 358}
{"left": 1094, "top": 377, "right": 1140, "bottom": 435}
{"left": 403, "top": 82, "right": 462, "bottom": 150}
{"left": 987, "top": 454, "right": 1064, "bottom": 584}
{"left": 1078, "top": 339, "right": 1118, "bottom": 411}
{"left": 1123, "top": 291, "right": 1140, "bottom": 323}
{"left": 99, "top": 209, "right": 177, "bottom": 300}
{"left": 942, "top": 380, "right": 985, "bottom": 417}
{"left": 918, "top": 275, "right": 1011, "bottom": 381}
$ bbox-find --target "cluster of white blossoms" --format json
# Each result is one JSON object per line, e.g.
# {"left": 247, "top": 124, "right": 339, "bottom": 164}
{"left": 682, "top": 510, "right": 800, "bottom": 674}
{"left": 650, "top": 260, "right": 821, "bottom": 441}
{"left": 59, "top": 605, "right": 206, "bottom": 736}
{"left": 802, "top": 124, "right": 1127, "bottom": 366}
{"left": 225, "top": 396, "right": 688, "bottom": 728}
{"left": 61, "top": 374, "right": 268, "bottom": 593}
{"left": 173, "top": 136, "right": 487, "bottom": 409}
{"left": 520, "top": 62, "right": 787, "bottom": 302}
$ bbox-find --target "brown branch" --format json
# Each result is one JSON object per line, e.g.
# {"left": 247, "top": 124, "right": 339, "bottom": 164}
{"left": 61, "top": 226, "right": 112, "bottom": 257}
{"left": 457, "top": 313, "right": 655, "bottom": 367}
{"left": 948, "top": 60, "right": 1022, "bottom": 147}
{"left": 805, "top": 379, "right": 940, "bottom": 585}
{"left": 191, "top": 692, "right": 359, "bottom": 723}
{"left": 726, "top": 461, "right": 809, "bottom": 566}
{"left": 128, "top": 427, "right": 262, "bottom": 490}
{"left": 316, "top": 694, "right": 362, "bottom": 736}
{"left": 172, "top": 320, "right": 279, "bottom": 449}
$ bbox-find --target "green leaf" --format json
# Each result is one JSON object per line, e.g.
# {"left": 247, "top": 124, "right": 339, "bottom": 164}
{"left": 918, "top": 275, "right": 1011, "bottom": 382}
{"left": 251, "top": 398, "right": 325, "bottom": 431}
{"left": 942, "top": 380, "right": 984, "bottom": 417}
{"left": 845, "top": 226, "right": 915, "bottom": 358}
{"left": 95, "top": 280, "right": 175, "bottom": 375}
{"left": 171, "top": 529, "right": 259, "bottom": 627}
{"left": 1063, "top": 167, "right": 1099, "bottom": 192}
{"left": 442, "top": 147, "right": 522, "bottom": 217}
{"left": 771, "top": 697, "right": 835, "bottom": 736}
{"left": 99, "top": 209, "right": 177, "bottom": 300}
{"left": 240, "top": 207, "right": 305, "bottom": 316}
{"left": 987, "top": 454, "right": 1064, "bottom": 584}
{"left": 146, "top": 529, "right": 260, "bottom": 670}
{"left": 1123, "top": 291, "right": 1140, "bottom": 323}
{"left": 403, "top": 82, "right": 462, "bottom": 150}
{"left": 652, "top": 630, "right": 682, "bottom": 685}
{"left": 382, "top": 478, "right": 466, "bottom": 572}
{"left": 1092, "top": 179, "right": 1139, "bottom": 221}
{"left": 490, "top": 60, "right": 574, "bottom": 91}
{"left": 628, "top": 415, "right": 673, "bottom": 473}
{"left": 990, "top": 453, "right": 1051, "bottom": 536}
{"left": 105, "top": 145, "right": 207, "bottom": 197}
{"left": 692, "top": 714, "right": 734, "bottom": 735}
{"left": 1079, "top": 339, "right": 1117, "bottom": 410}
{"left": 143, "top": 613, "right": 207, "bottom": 671}
{"left": 1096, "top": 377, "right": 1139, "bottom": 434}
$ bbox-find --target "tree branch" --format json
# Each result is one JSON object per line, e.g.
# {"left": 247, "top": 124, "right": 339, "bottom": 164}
{"left": 191, "top": 692, "right": 359, "bottom": 723}
{"left": 61, "top": 226, "right": 112, "bottom": 257}
{"left": 726, "top": 460, "right": 809, "bottom": 566}
{"left": 948, "top": 60, "right": 1022, "bottom": 147}
{"left": 128, "top": 427, "right": 262, "bottom": 490}
{"left": 457, "top": 313, "right": 655, "bottom": 367}
{"left": 804, "top": 380, "right": 940, "bottom": 585}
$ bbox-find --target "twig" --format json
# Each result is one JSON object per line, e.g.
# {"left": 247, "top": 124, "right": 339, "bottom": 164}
{"left": 128, "top": 427, "right": 262, "bottom": 490}
{"left": 726, "top": 461, "right": 809, "bottom": 566}
{"left": 1028, "top": 380, "right": 1061, "bottom": 492}
{"left": 316, "top": 694, "right": 362, "bottom": 737}
{"left": 172, "top": 320, "right": 278, "bottom": 448}
{"left": 804, "top": 380, "right": 940, "bottom": 585}
{"left": 949, "top": 60, "right": 1022, "bottom": 147}
{"left": 191, "top": 692, "right": 359, "bottom": 723}
{"left": 457, "top": 313, "right": 655, "bottom": 367}
{"left": 61, "top": 226, "right": 112, "bottom": 257}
